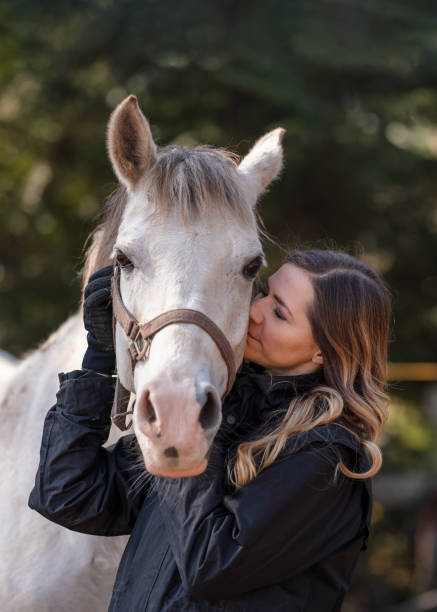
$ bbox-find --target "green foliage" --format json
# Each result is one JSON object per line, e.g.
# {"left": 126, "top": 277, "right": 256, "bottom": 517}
{"left": 383, "top": 394, "right": 435, "bottom": 470}
{"left": 1, "top": 0, "right": 436, "bottom": 361}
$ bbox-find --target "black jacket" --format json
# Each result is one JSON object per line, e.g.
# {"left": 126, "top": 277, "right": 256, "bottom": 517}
{"left": 29, "top": 364, "right": 372, "bottom": 611}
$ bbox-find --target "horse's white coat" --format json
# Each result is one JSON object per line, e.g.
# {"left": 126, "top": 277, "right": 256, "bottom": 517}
{"left": 0, "top": 314, "right": 128, "bottom": 611}
{"left": 0, "top": 349, "right": 18, "bottom": 389}
{"left": 0, "top": 95, "right": 284, "bottom": 610}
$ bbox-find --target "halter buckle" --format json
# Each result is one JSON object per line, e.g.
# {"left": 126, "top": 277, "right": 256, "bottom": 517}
{"left": 129, "top": 328, "right": 152, "bottom": 363}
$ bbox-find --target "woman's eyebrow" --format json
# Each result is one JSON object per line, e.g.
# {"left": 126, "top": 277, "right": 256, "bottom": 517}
{"left": 267, "top": 278, "right": 292, "bottom": 315}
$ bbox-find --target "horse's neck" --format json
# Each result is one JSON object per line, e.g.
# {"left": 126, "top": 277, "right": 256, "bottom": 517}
{"left": 0, "top": 350, "right": 18, "bottom": 391}
{"left": 1, "top": 312, "right": 124, "bottom": 455}
{"left": 1, "top": 313, "right": 87, "bottom": 437}
{"left": 0, "top": 312, "right": 127, "bottom": 612}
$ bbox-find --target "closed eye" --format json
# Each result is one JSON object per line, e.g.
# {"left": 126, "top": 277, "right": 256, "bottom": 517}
{"left": 273, "top": 307, "right": 286, "bottom": 320}
{"left": 258, "top": 279, "right": 287, "bottom": 321}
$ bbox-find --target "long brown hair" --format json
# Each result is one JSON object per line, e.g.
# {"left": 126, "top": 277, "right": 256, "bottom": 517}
{"left": 230, "top": 249, "right": 391, "bottom": 489}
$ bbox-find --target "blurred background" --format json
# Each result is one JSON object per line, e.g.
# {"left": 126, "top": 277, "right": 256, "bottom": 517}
{"left": 1, "top": 0, "right": 437, "bottom": 609}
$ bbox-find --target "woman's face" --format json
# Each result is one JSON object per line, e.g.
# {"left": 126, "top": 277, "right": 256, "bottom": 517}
{"left": 244, "top": 263, "right": 323, "bottom": 375}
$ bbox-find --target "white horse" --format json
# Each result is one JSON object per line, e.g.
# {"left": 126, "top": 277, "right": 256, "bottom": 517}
{"left": 0, "top": 349, "right": 17, "bottom": 388}
{"left": 0, "top": 95, "right": 284, "bottom": 611}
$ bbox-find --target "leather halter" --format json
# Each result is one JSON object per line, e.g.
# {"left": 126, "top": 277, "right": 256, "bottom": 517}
{"left": 110, "top": 264, "right": 237, "bottom": 430}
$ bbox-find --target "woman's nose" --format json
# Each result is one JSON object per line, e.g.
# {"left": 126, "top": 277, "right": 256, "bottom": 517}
{"left": 249, "top": 295, "right": 265, "bottom": 324}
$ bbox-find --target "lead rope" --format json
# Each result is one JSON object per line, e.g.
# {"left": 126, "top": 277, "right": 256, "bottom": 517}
{"left": 111, "top": 379, "right": 134, "bottom": 430}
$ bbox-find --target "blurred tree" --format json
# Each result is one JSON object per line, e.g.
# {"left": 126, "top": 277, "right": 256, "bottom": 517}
{"left": 1, "top": 0, "right": 437, "bottom": 360}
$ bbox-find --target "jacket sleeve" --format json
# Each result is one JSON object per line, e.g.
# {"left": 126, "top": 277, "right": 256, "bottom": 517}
{"left": 156, "top": 442, "right": 367, "bottom": 600}
{"left": 28, "top": 370, "right": 146, "bottom": 536}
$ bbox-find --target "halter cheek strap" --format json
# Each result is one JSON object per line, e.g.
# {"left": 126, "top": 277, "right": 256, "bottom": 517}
{"left": 110, "top": 265, "right": 237, "bottom": 431}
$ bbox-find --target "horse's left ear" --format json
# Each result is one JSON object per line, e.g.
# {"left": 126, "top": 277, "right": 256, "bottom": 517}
{"left": 107, "top": 95, "right": 157, "bottom": 191}
{"left": 238, "top": 128, "right": 285, "bottom": 203}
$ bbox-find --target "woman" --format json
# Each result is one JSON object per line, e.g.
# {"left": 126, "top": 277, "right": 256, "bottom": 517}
{"left": 29, "top": 249, "right": 391, "bottom": 611}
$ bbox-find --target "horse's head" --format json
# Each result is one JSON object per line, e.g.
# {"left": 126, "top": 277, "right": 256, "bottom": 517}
{"left": 106, "top": 95, "right": 284, "bottom": 477}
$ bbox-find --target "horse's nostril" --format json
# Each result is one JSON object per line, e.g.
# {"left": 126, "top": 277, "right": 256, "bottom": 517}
{"left": 164, "top": 446, "right": 179, "bottom": 459}
{"left": 145, "top": 393, "right": 157, "bottom": 423}
{"left": 199, "top": 391, "right": 219, "bottom": 433}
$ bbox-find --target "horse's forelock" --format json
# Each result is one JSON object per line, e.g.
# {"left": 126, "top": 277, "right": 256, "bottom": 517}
{"left": 149, "top": 145, "right": 251, "bottom": 223}
{"left": 82, "top": 145, "right": 254, "bottom": 286}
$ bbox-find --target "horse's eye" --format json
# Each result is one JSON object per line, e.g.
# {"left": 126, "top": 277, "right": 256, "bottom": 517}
{"left": 243, "top": 256, "right": 263, "bottom": 280}
{"left": 116, "top": 251, "right": 133, "bottom": 269}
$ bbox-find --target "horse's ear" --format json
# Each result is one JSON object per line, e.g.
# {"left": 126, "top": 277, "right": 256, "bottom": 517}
{"left": 107, "top": 95, "right": 157, "bottom": 190}
{"left": 238, "top": 128, "right": 285, "bottom": 202}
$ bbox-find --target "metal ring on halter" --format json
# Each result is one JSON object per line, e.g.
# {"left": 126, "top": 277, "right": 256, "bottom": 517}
{"left": 128, "top": 331, "right": 152, "bottom": 366}
{"left": 132, "top": 329, "right": 151, "bottom": 361}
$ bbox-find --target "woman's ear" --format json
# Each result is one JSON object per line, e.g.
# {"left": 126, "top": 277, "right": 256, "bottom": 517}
{"left": 312, "top": 350, "right": 323, "bottom": 366}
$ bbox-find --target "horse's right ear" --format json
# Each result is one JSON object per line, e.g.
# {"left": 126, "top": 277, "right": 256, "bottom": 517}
{"left": 238, "top": 128, "right": 285, "bottom": 203}
{"left": 107, "top": 95, "right": 157, "bottom": 191}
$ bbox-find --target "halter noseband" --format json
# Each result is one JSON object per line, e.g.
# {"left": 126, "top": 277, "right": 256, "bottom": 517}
{"left": 110, "top": 264, "right": 237, "bottom": 430}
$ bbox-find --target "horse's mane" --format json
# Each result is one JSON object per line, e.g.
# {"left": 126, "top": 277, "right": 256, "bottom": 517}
{"left": 82, "top": 144, "right": 253, "bottom": 288}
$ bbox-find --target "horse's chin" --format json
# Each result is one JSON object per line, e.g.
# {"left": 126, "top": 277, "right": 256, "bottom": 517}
{"left": 145, "top": 459, "right": 208, "bottom": 479}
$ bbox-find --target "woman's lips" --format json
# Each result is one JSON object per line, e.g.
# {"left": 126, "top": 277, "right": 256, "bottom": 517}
{"left": 247, "top": 330, "right": 259, "bottom": 342}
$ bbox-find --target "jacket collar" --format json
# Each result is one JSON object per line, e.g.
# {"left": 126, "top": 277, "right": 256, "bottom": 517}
{"left": 235, "top": 361, "right": 325, "bottom": 411}
{"left": 220, "top": 361, "right": 326, "bottom": 444}
{"left": 233, "top": 362, "right": 365, "bottom": 454}
{"left": 220, "top": 361, "right": 367, "bottom": 467}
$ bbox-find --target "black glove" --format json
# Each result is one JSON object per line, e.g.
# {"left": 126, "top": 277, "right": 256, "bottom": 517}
{"left": 81, "top": 265, "right": 116, "bottom": 374}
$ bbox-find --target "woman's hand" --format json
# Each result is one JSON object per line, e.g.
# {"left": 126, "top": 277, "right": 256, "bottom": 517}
{"left": 82, "top": 265, "right": 115, "bottom": 374}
